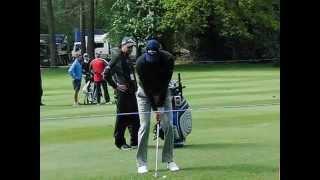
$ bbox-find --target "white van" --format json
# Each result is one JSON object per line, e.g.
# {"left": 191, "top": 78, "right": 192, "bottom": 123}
{"left": 72, "top": 33, "right": 111, "bottom": 59}
{"left": 94, "top": 34, "right": 111, "bottom": 59}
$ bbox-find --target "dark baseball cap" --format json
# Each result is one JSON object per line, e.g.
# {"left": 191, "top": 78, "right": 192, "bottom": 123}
{"left": 146, "top": 39, "right": 160, "bottom": 51}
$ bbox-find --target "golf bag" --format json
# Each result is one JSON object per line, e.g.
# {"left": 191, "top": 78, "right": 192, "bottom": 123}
{"left": 153, "top": 73, "right": 192, "bottom": 147}
{"left": 82, "top": 73, "right": 97, "bottom": 105}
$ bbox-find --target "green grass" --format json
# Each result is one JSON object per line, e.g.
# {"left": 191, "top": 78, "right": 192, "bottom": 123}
{"left": 40, "top": 63, "right": 279, "bottom": 180}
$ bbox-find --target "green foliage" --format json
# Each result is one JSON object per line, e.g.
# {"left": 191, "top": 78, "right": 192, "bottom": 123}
{"left": 41, "top": 0, "right": 116, "bottom": 43}
{"left": 161, "top": 0, "right": 279, "bottom": 40}
{"left": 108, "top": 0, "right": 164, "bottom": 45}
{"left": 41, "top": 0, "right": 280, "bottom": 59}
{"left": 96, "top": 0, "right": 116, "bottom": 29}
{"left": 213, "top": 0, "right": 280, "bottom": 57}
{"left": 161, "top": 0, "right": 215, "bottom": 34}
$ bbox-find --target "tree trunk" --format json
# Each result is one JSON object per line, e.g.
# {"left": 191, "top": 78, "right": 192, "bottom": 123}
{"left": 80, "top": 0, "right": 86, "bottom": 54}
{"left": 47, "top": 0, "right": 57, "bottom": 66}
{"left": 40, "top": 0, "right": 48, "bottom": 33}
{"left": 87, "top": 0, "right": 95, "bottom": 59}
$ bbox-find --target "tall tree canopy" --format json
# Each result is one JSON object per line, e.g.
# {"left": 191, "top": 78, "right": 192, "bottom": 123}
{"left": 41, "top": 0, "right": 280, "bottom": 61}
{"left": 108, "top": 0, "right": 164, "bottom": 45}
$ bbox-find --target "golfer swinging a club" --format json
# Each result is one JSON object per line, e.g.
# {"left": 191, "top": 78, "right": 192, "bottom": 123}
{"left": 135, "top": 38, "right": 179, "bottom": 174}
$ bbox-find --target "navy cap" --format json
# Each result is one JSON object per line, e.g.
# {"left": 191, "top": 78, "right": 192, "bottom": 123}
{"left": 146, "top": 39, "right": 160, "bottom": 51}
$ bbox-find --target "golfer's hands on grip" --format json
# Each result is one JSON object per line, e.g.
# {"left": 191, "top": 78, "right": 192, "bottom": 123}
{"left": 155, "top": 112, "right": 161, "bottom": 124}
{"left": 116, "top": 83, "right": 128, "bottom": 92}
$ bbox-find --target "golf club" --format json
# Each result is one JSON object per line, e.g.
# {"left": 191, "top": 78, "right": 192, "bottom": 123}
{"left": 154, "top": 114, "right": 160, "bottom": 178}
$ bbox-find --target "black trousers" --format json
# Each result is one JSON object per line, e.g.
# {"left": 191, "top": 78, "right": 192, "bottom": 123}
{"left": 114, "top": 91, "right": 140, "bottom": 148}
{"left": 94, "top": 80, "right": 110, "bottom": 103}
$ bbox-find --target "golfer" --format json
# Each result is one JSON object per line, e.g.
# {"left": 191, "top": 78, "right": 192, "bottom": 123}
{"left": 135, "top": 39, "right": 179, "bottom": 174}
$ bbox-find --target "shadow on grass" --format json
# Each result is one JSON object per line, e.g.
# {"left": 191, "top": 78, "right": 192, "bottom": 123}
{"left": 148, "top": 142, "right": 257, "bottom": 150}
{"left": 182, "top": 164, "right": 277, "bottom": 174}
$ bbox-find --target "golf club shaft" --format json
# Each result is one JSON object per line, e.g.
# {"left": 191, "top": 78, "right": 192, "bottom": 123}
{"left": 155, "top": 121, "right": 160, "bottom": 176}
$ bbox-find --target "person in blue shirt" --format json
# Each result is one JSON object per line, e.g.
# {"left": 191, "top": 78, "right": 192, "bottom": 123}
{"left": 68, "top": 53, "right": 83, "bottom": 106}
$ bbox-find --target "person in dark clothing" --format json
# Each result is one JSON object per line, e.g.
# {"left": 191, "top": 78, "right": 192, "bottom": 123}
{"left": 104, "top": 37, "right": 140, "bottom": 150}
{"left": 135, "top": 39, "right": 179, "bottom": 174}
{"left": 82, "top": 53, "right": 92, "bottom": 83}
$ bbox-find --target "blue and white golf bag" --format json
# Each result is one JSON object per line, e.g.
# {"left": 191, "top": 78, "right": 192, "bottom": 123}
{"left": 154, "top": 73, "right": 192, "bottom": 147}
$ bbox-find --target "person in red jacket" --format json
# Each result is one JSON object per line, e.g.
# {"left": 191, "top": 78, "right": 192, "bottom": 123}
{"left": 89, "top": 53, "right": 110, "bottom": 104}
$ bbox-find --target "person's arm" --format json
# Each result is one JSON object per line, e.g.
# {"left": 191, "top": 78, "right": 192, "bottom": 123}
{"left": 155, "top": 51, "right": 175, "bottom": 108}
{"left": 103, "top": 51, "right": 118, "bottom": 79}
{"left": 104, "top": 72, "right": 117, "bottom": 89}
{"left": 103, "top": 52, "right": 118, "bottom": 88}
{"left": 103, "top": 52, "right": 127, "bottom": 92}
{"left": 68, "top": 61, "right": 76, "bottom": 79}
{"left": 136, "top": 55, "right": 152, "bottom": 93}
{"left": 136, "top": 55, "right": 158, "bottom": 110}
{"left": 102, "top": 58, "right": 108, "bottom": 65}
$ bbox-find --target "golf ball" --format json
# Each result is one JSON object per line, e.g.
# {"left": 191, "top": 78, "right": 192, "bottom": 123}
{"left": 162, "top": 175, "right": 167, "bottom": 178}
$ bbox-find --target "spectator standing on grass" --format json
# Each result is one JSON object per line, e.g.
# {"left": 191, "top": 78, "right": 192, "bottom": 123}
{"left": 103, "top": 37, "right": 140, "bottom": 150}
{"left": 135, "top": 39, "right": 179, "bottom": 173}
{"left": 82, "top": 53, "right": 93, "bottom": 95}
{"left": 90, "top": 52, "right": 110, "bottom": 104}
{"left": 68, "top": 53, "right": 83, "bottom": 106}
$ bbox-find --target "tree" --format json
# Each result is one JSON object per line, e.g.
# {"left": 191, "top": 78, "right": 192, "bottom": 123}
{"left": 109, "top": 0, "right": 164, "bottom": 46}
{"left": 212, "top": 0, "right": 280, "bottom": 58}
{"left": 47, "top": 0, "right": 57, "bottom": 66}
{"left": 80, "top": 0, "right": 86, "bottom": 54}
{"left": 40, "top": 0, "right": 48, "bottom": 33}
{"left": 160, "top": 0, "right": 280, "bottom": 59}
{"left": 87, "top": 0, "right": 95, "bottom": 59}
{"left": 42, "top": 0, "right": 280, "bottom": 63}
{"left": 95, "top": 0, "right": 115, "bottom": 32}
